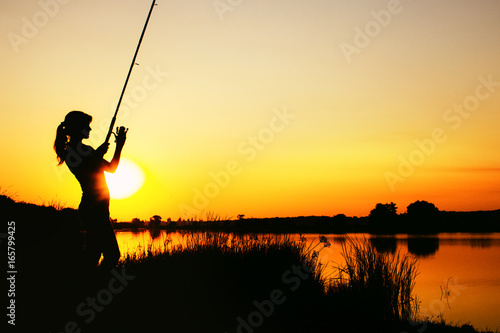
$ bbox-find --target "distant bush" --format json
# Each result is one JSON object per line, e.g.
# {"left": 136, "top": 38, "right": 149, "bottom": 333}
{"left": 407, "top": 200, "right": 439, "bottom": 219}
{"left": 406, "top": 200, "right": 441, "bottom": 231}
{"left": 149, "top": 214, "right": 162, "bottom": 227}
{"left": 369, "top": 202, "right": 398, "bottom": 230}
{"left": 131, "top": 217, "right": 145, "bottom": 228}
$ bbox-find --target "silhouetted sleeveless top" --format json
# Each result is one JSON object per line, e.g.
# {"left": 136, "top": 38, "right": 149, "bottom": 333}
{"left": 66, "top": 143, "right": 110, "bottom": 203}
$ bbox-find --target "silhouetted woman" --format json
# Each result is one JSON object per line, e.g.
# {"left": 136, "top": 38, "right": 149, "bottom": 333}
{"left": 54, "top": 111, "right": 127, "bottom": 270}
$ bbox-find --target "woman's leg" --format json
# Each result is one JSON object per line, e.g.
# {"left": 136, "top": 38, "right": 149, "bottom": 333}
{"left": 83, "top": 230, "right": 104, "bottom": 269}
{"left": 79, "top": 201, "right": 102, "bottom": 269}
{"left": 98, "top": 218, "right": 121, "bottom": 270}
{"left": 79, "top": 199, "right": 120, "bottom": 270}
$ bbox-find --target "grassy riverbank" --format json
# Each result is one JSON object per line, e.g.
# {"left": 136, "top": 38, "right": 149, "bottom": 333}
{"left": 2, "top": 195, "right": 495, "bottom": 332}
{"left": 15, "top": 232, "right": 493, "bottom": 333}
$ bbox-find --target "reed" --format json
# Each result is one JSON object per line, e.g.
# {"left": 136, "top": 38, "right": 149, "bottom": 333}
{"left": 330, "top": 236, "right": 419, "bottom": 322}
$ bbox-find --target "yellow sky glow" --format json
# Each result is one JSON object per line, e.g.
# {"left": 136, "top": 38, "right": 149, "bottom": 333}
{"left": 1, "top": 0, "right": 499, "bottom": 220}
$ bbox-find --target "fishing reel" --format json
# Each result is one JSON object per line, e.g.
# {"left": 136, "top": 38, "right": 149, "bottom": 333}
{"left": 111, "top": 126, "right": 129, "bottom": 143}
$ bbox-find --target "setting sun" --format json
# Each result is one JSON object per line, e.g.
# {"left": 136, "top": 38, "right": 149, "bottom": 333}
{"left": 105, "top": 158, "right": 145, "bottom": 200}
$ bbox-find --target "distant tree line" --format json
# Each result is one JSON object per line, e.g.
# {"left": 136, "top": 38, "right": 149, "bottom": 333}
{"left": 122, "top": 200, "right": 499, "bottom": 234}
{"left": 1, "top": 194, "right": 498, "bottom": 234}
{"left": 132, "top": 200, "right": 498, "bottom": 234}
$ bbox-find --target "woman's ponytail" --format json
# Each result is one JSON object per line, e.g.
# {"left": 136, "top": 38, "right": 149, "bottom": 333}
{"left": 54, "top": 121, "right": 68, "bottom": 165}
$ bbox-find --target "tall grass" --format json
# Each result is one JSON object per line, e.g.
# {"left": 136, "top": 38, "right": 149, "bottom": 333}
{"left": 330, "top": 236, "right": 419, "bottom": 322}
{"left": 180, "top": 210, "right": 231, "bottom": 222}
{"left": 121, "top": 233, "right": 419, "bottom": 326}
{"left": 123, "top": 232, "right": 313, "bottom": 264}
{"left": 41, "top": 197, "right": 68, "bottom": 210}
{"left": 105, "top": 233, "right": 329, "bottom": 332}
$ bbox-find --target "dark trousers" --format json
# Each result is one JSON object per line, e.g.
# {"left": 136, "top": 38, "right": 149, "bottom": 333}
{"left": 79, "top": 197, "right": 120, "bottom": 270}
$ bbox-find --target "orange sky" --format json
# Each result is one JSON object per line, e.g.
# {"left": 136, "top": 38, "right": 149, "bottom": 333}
{"left": 1, "top": 0, "right": 499, "bottom": 221}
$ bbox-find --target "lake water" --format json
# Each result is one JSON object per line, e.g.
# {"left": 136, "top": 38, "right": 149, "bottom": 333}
{"left": 115, "top": 231, "right": 500, "bottom": 331}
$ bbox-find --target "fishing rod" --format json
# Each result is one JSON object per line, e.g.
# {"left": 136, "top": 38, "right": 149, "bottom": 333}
{"left": 105, "top": 0, "right": 156, "bottom": 144}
